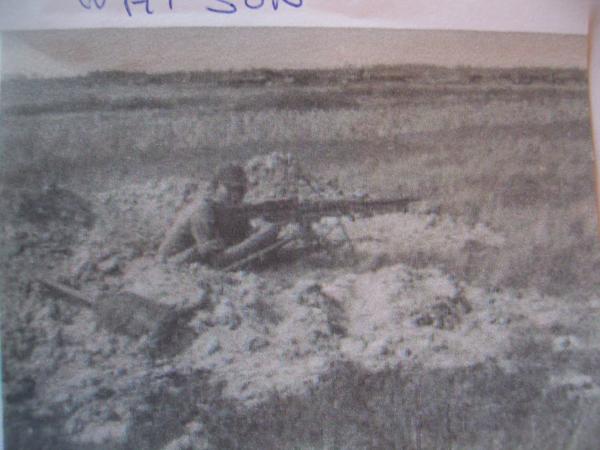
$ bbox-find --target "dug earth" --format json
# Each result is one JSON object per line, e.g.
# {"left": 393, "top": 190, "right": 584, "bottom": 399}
{"left": 3, "top": 154, "right": 600, "bottom": 449}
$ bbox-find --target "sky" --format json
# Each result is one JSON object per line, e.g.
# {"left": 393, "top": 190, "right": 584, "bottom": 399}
{"left": 1, "top": 28, "right": 588, "bottom": 78}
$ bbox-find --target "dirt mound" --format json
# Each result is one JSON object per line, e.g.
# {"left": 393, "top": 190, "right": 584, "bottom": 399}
{"left": 0, "top": 184, "right": 95, "bottom": 262}
{"left": 6, "top": 153, "right": 598, "bottom": 449}
{"left": 244, "top": 152, "right": 343, "bottom": 201}
{"left": 15, "top": 185, "right": 95, "bottom": 229}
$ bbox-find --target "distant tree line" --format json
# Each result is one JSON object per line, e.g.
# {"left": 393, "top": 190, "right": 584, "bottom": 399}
{"left": 1, "top": 64, "right": 587, "bottom": 91}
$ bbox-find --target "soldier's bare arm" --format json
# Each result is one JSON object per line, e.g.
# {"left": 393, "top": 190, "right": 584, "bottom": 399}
{"left": 157, "top": 205, "right": 195, "bottom": 261}
{"left": 189, "top": 199, "right": 226, "bottom": 262}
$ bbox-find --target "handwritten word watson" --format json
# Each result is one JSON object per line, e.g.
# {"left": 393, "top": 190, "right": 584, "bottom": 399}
{"left": 79, "top": 0, "right": 303, "bottom": 17}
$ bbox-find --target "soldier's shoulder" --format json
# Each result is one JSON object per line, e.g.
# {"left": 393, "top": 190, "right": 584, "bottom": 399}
{"left": 188, "top": 196, "right": 216, "bottom": 220}
{"left": 181, "top": 194, "right": 211, "bottom": 210}
{"left": 171, "top": 195, "right": 210, "bottom": 222}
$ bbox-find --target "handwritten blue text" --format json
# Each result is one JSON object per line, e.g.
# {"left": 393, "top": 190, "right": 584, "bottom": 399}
{"left": 77, "top": 0, "right": 303, "bottom": 17}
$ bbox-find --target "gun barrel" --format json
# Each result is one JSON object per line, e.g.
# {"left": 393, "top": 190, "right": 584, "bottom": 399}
{"left": 219, "top": 197, "right": 417, "bottom": 223}
{"left": 297, "top": 197, "right": 417, "bottom": 217}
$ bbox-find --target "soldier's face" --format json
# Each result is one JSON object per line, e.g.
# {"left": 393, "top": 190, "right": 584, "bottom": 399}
{"left": 216, "top": 183, "right": 246, "bottom": 204}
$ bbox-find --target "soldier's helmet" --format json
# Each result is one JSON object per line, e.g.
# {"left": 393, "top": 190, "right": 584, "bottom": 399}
{"left": 212, "top": 163, "right": 248, "bottom": 191}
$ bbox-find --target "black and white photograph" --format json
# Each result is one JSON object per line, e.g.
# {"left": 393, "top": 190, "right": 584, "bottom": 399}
{"left": 1, "top": 27, "right": 599, "bottom": 449}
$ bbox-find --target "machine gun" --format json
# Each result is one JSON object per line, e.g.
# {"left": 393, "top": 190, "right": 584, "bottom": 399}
{"left": 216, "top": 196, "right": 417, "bottom": 226}
{"left": 214, "top": 196, "right": 418, "bottom": 271}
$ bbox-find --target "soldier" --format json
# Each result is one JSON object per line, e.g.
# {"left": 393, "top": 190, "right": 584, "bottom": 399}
{"left": 157, "top": 163, "right": 279, "bottom": 268}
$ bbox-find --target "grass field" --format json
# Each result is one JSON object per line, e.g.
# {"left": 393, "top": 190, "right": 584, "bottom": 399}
{"left": 1, "top": 65, "right": 596, "bottom": 294}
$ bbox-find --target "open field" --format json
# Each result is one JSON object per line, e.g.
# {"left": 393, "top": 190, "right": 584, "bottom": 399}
{"left": 1, "top": 65, "right": 596, "bottom": 293}
{"left": 2, "top": 65, "right": 600, "bottom": 449}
